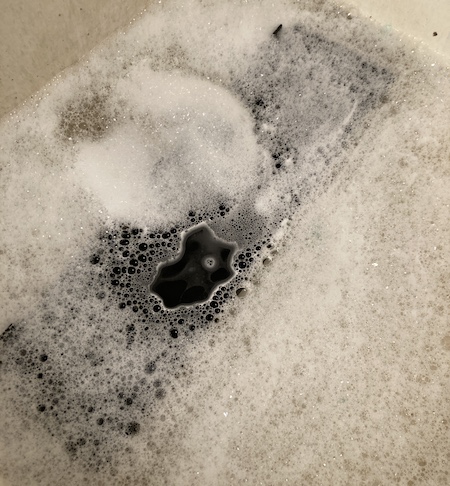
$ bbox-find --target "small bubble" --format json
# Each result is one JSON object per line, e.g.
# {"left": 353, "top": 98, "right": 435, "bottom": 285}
{"left": 144, "top": 362, "right": 156, "bottom": 374}
{"left": 155, "top": 388, "right": 166, "bottom": 400}
{"left": 125, "top": 422, "right": 140, "bottom": 436}
{"left": 202, "top": 255, "right": 217, "bottom": 270}
{"left": 236, "top": 288, "right": 247, "bottom": 297}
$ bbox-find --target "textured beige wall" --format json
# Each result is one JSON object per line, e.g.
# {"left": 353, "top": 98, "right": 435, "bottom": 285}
{"left": 0, "top": 0, "right": 151, "bottom": 119}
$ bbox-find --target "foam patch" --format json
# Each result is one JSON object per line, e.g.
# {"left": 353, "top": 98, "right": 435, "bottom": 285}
{"left": 75, "top": 69, "right": 264, "bottom": 223}
{"left": 0, "top": 0, "right": 449, "bottom": 485}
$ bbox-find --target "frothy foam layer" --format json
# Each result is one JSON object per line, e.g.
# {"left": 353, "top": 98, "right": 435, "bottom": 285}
{"left": 75, "top": 69, "right": 264, "bottom": 223}
{"left": 1, "top": 1, "right": 449, "bottom": 485}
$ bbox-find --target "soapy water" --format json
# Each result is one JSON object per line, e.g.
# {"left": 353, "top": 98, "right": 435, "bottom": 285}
{"left": 0, "top": 0, "right": 449, "bottom": 484}
{"left": 150, "top": 224, "right": 237, "bottom": 308}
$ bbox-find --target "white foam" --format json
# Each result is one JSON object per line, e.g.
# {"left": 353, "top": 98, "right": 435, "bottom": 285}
{"left": 1, "top": 0, "right": 449, "bottom": 485}
{"left": 75, "top": 68, "right": 263, "bottom": 223}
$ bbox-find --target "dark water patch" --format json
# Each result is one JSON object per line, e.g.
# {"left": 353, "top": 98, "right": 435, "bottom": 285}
{"left": 151, "top": 224, "right": 237, "bottom": 309}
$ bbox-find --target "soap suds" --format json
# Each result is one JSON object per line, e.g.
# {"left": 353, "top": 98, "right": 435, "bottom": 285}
{"left": 1, "top": 0, "right": 449, "bottom": 485}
